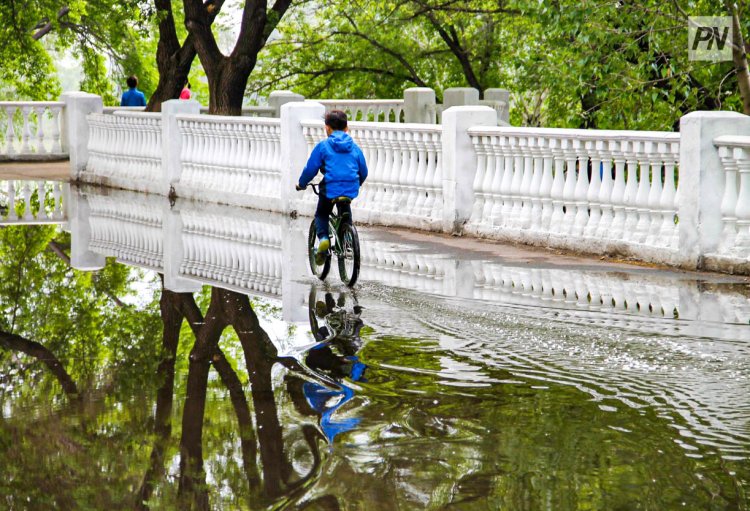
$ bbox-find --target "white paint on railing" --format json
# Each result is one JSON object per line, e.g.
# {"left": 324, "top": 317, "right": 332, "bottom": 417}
{"left": 85, "top": 111, "right": 163, "bottom": 187}
{"left": 300, "top": 120, "right": 443, "bottom": 229}
{"left": 0, "top": 180, "right": 65, "bottom": 225}
{"left": 316, "top": 99, "right": 404, "bottom": 123}
{"left": 0, "top": 102, "right": 65, "bottom": 159}
{"left": 713, "top": 135, "right": 750, "bottom": 263}
{"left": 466, "top": 127, "right": 680, "bottom": 262}
{"left": 176, "top": 114, "right": 282, "bottom": 209}
{"left": 198, "top": 106, "right": 275, "bottom": 117}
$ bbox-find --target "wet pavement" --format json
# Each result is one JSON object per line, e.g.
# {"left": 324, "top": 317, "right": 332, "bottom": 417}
{"left": 1, "top": 180, "right": 749, "bottom": 509}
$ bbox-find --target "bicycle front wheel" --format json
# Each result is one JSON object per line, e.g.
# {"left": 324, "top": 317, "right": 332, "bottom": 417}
{"left": 308, "top": 220, "right": 331, "bottom": 281}
{"left": 337, "top": 223, "right": 360, "bottom": 287}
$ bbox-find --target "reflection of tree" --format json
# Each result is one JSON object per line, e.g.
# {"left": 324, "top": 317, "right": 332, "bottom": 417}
{"left": 0, "top": 330, "right": 78, "bottom": 396}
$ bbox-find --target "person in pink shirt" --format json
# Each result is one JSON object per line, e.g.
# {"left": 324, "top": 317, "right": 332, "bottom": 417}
{"left": 179, "top": 81, "right": 191, "bottom": 100}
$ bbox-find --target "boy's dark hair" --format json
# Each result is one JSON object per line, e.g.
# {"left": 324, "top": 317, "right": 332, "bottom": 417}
{"left": 126, "top": 75, "right": 138, "bottom": 88}
{"left": 325, "top": 110, "right": 347, "bottom": 131}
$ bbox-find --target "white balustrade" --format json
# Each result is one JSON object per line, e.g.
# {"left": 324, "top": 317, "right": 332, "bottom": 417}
{"left": 316, "top": 100, "right": 404, "bottom": 123}
{"left": 86, "top": 111, "right": 163, "bottom": 186}
{"left": 177, "top": 115, "right": 282, "bottom": 209}
{"left": 300, "top": 120, "right": 443, "bottom": 229}
{"left": 712, "top": 136, "right": 750, "bottom": 263}
{"left": 0, "top": 102, "right": 65, "bottom": 159}
{"left": 466, "top": 127, "right": 680, "bottom": 262}
{"left": 0, "top": 180, "right": 65, "bottom": 225}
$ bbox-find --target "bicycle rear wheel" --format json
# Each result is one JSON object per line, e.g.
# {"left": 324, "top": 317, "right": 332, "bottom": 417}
{"left": 337, "top": 223, "right": 360, "bottom": 287}
{"left": 308, "top": 220, "right": 331, "bottom": 280}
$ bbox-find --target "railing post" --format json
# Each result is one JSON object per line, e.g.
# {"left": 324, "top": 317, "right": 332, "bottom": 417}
{"left": 280, "top": 101, "right": 325, "bottom": 214}
{"left": 484, "top": 88, "right": 510, "bottom": 125}
{"left": 162, "top": 99, "right": 200, "bottom": 196}
{"left": 404, "top": 87, "right": 436, "bottom": 123}
{"left": 269, "top": 90, "right": 305, "bottom": 118}
{"left": 441, "top": 106, "right": 497, "bottom": 233}
{"left": 678, "top": 111, "right": 750, "bottom": 268}
{"left": 61, "top": 92, "right": 102, "bottom": 179}
{"left": 442, "top": 87, "right": 480, "bottom": 109}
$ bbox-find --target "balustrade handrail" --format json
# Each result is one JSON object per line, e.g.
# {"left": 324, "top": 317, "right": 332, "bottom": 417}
{"left": 468, "top": 125, "right": 680, "bottom": 144}
{"left": 713, "top": 135, "right": 750, "bottom": 148}
{"left": 176, "top": 113, "right": 281, "bottom": 126}
{"left": 316, "top": 99, "right": 404, "bottom": 105}
{"left": 300, "top": 119, "right": 441, "bottom": 133}
{"left": 0, "top": 101, "right": 65, "bottom": 107}
{"left": 198, "top": 106, "right": 275, "bottom": 115}
{"left": 113, "top": 110, "right": 163, "bottom": 119}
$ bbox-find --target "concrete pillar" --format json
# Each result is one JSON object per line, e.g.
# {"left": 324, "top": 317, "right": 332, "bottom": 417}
{"left": 404, "top": 87, "right": 436, "bottom": 123}
{"left": 442, "top": 87, "right": 480, "bottom": 109}
{"left": 67, "top": 185, "right": 106, "bottom": 270}
{"left": 281, "top": 216, "right": 312, "bottom": 323}
{"left": 678, "top": 111, "right": 750, "bottom": 268}
{"left": 61, "top": 92, "right": 103, "bottom": 179}
{"left": 162, "top": 99, "right": 201, "bottom": 195}
{"left": 280, "top": 101, "right": 325, "bottom": 214}
{"left": 162, "top": 203, "right": 202, "bottom": 293}
{"left": 441, "top": 106, "right": 497, "bottom": 233}
{"left": 269, "top": 90, "right": 305, "bottom": 117}
{"left": 484, "top": 88, "right": 510, "bottom": 125}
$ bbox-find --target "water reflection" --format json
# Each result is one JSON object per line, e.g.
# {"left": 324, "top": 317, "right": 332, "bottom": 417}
{"left": 2, "top": 179, "right": 750, "bottom": 508}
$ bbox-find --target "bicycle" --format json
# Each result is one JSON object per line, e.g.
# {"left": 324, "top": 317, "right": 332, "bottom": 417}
{"left": 301, "top": 183, "right": 361, "bottom": 287}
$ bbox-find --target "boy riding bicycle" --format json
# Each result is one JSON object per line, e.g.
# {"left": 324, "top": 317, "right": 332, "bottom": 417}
{"left": 296, "top": 110, "right": 368, "bottom": 265}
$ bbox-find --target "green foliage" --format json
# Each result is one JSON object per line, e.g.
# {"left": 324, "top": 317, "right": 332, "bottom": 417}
{"left": 252, "top": 0, "right": 750, "bottom": 130}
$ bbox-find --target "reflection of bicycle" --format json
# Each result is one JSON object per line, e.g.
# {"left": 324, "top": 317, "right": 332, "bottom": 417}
{"left": 304, "top": 183, "right": 361, "bottom": 287}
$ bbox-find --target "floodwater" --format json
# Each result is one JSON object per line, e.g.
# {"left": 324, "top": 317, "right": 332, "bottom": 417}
{"left": 2, "top": 181, "right": 750, "bottom": 510}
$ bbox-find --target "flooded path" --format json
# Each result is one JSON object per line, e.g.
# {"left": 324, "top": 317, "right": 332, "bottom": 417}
{"left": 1, "top": 181, "right": 749, "bottom": 509}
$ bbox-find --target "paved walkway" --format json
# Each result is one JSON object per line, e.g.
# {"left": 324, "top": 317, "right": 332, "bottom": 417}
{"left": 0, "top": 161, "right": 69, "bottom": 181}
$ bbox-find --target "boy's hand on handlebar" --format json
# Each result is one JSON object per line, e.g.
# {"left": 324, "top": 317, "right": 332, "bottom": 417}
{"left": 295, "top": 183, "right": 306, "bottom": 191}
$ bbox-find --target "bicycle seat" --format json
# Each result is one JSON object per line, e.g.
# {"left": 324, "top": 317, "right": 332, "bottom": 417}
{"left": 332, "top": 196, "right": 352, "bottom": 204}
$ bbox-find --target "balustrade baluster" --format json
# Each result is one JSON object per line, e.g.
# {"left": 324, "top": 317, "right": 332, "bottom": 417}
{"left": 413, "top": 131, "right": 429, "bottom": 215}
{"left": 538, "top": 137, "right": 554, "bottom": 233}
{"left": 732, "top": 147, "right": 750, "bottom": 255}
{"left": 50, "top": 106, "right": 62, "bottom": 153}
{"left": 489, "top": 136, "right": 507, "bottom": 228}
{"left": 609, "top": 141, "right": 627, "bottom": 240}
{"left": 508, "top": 136, "right": 523, "bottom": 229}
{"left": 34, "top": 106, "right": 46, "bottom": 154}
{"left": 528, "top": 136, "right": 544, "bottom": 233}
{"left": 480, "top": 135, "right": 497, "bottom": 227}
{"left": 645, "top": 149, "right": 665, "bottom": 247}
{"left": 634, "top": 141, "right": 654, "bottom": 243}
{"left": 20, "top": 106, "right": 32, "bottom": 154}
{"left": 561, "top": 139, "right": 578, "bottom": 236}
{"left": 660, "top": 144, "right": 679, "bottom": 249}
{"left": 5, "top": 106, "right": 17, "bottom": 155}
{"left": 622, "top": 141, "right": 640, "bottom": 244}
{"left": 470, "top": 134, "right": 488, "bottom": 225}
{"left": 717, "top": 145, "right": 739, "bottom": 253}
{"left": 36, "top": 181, "right": 48, "bottom": 219}
{"left": 572, "top": 139, "right": 590, "bottom": 237}
{"left": 584, "top": 140, "right": 602, "bottom": 238}
{"left": 595, "top": 141, "right": 615, "bottom": 239}
{"left": 518, "top": 136, "right": 534, "bottom": 230}
{"left": 548, "top": 138, "right": 566, "bottom": 234}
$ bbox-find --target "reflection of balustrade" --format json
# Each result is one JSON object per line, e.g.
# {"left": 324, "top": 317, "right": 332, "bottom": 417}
{"left": 0, "top": 180, "right": 65, "bottom": 225}
{"left": 711, "top": 136, "right": 750, "bottom": 267}
{"left": 301, "top": 120, "right": 444, "bottom": 230}
{"left": 176, "top": 115, "right": 282, "bottom": 210}
{"left": 87, "top": 194, "right": 165, "bottom": 271}
{"left": 316, "top": 100, "right": 404, "bottom": 123}
{"left": 0, "top": 102, "right": 65, "bottom": 159}
{"left": 180, "top": 209, "right": 282, "bottom": 295}
{"left": 466, "top": 127, "right": 680, "bottom": 262}
{"left": 85, "top": 111, "right": 163, "bottom": 187}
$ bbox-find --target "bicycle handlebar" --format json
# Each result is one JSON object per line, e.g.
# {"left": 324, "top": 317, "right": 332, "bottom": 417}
{"left": 298, "top": 182, "right": 321, "bottom": 196}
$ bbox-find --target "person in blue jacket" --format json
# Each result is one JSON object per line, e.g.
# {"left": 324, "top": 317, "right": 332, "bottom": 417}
{"left": 120, "top": 75, "right": 147, "bottom": 107}
{"left": 296, "top": 110, "right": 368, "bottom": 264}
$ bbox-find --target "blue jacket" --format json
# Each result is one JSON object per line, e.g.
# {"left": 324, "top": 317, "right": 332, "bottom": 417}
{"left": 299, "top": 131, "right": 368, "bottom": 199}
{"left": 120, "top": 88, "right": 147, "bottom": 107}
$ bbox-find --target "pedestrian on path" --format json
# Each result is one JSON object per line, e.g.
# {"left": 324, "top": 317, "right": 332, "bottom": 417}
{"left": 120, "top": 75, "right": 147, "bottom": 107}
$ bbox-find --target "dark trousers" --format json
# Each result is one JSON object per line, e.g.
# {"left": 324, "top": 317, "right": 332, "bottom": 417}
{"left": 315, "top": 193, "right": 352, "bottom": 240}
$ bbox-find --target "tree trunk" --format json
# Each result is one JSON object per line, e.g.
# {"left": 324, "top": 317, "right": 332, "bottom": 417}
{"left": 135, "top": 289, "right": 184, "bottom": 510}
{"left": 731, "top": 8, "right": 750, "bottom": 115}
{"left": 0, "top": 330, "right": 78, "bottom": 396}
{"left": 207, "top": 59, "right": 256, "bottom": 115}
